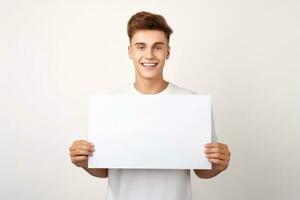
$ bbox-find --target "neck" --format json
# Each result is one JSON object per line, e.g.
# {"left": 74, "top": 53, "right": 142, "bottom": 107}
{"left": 134, "top": 76, "right": 169, "bottom": 94}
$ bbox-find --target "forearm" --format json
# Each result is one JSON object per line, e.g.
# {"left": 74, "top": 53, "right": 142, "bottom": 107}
{"left": 82, "top": 167, "right": 108, "bottom": 178}
{"left": 194, "top": 168, "right": 222, "bottom": 179}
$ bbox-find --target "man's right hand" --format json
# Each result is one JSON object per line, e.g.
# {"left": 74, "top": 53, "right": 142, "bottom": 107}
{"left": 69, "top": 140, "right": 95, "bottom": 169}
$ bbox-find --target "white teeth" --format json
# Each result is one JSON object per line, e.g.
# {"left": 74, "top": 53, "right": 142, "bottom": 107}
{"left": 142, "top": 63, "right": 157, "bottom": 67}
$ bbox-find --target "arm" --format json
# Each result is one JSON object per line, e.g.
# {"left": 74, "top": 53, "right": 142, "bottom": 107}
{"left": 82, "top": 167, "right": 108, "bottom": 178}
{"left": 194, "top": 168, "right": 222, "bottom": 179}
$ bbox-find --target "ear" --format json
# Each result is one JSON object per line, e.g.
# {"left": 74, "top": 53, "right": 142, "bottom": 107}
{"left": 166, "top": 46, "right": 170, "bottom": 59}
{"left": 128, "top": 45, "right": 133, "bottom": 59}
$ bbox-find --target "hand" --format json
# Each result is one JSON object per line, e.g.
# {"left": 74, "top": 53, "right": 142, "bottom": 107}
{"left": 204, "top": 143, "right": 231, "bottom": 172}
{"left": 69, "top": 140, "right": 95, "bottom": 168}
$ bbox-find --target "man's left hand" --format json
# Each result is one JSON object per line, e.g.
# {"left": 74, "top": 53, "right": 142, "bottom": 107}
{"left": 204, "top": 143, "right": 231, "bottom": 172}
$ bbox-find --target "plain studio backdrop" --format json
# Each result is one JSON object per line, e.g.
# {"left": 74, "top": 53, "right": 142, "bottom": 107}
{"left": 0, "top": 0, "right": 299, "bottom": 199}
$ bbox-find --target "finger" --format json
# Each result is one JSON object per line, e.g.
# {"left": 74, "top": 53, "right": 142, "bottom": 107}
{"left": 206, "top": 153, "right": 227, "bottom": 161}
{"left": 71, "top": 149, "right": 94, "bottom": 156}
{"left": 208, "top": 158, "right": 226, "bottom": 165}
{"left": 70, "top": 149, "right": 93, "bottom": 157}
{"left": 78, "top": 145, "right": 95, "bottom": 152}
{"left": 72, "top": 156, "right": 88, "bottom": 163}
{"left": 70, "top": 143, "right": 95, "bottom": 152}
{"left": 204, "top": 148, "right": 228, "bottom": 155}
{"left": 72, "top": 140, "right": 94, "bottom": 147}
{"left": 205, "top": 143, "right": 227, "bottom": 149}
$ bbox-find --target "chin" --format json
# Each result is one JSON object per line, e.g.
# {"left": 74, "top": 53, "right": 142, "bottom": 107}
{"left": 136, "top": 72, "right": 159, "bottom": 80}
{"left": 140, "top": 74, "right": 159, "bottom": 80}
{"left": 135, "top": 70, "right": 158, "bottom": 79}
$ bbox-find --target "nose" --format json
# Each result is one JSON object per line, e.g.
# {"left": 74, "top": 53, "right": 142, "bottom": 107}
{"left": 145, "top": 48, "right": 154, "bottom": 59}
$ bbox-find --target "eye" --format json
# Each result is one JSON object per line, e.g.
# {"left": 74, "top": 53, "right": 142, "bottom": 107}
{"left": 137, "top": 45, "right": 145, "bottom": 50}
{"left": 154, "top": 46, "right": 162, "bottom": 51}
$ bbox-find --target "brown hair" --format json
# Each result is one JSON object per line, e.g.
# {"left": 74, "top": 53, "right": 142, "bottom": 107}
{"left": 127, "top": 11, "right": 173, "bottom": 43}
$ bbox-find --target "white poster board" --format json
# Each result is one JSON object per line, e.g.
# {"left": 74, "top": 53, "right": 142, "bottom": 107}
{"left": 88, "top": 95, "right": 211, "bottom": 169}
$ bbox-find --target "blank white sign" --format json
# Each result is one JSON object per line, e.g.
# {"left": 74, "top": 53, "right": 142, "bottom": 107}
{"left": 88, "top": 95, "right": 211, "bottom": 169}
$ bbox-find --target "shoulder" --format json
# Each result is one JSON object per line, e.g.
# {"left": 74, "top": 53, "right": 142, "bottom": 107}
{"left": 167, "top": 82, "right": 198, "bottom": 95}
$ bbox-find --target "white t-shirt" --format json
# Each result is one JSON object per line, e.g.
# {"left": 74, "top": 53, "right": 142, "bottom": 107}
{"left": 106, "top": 82, "right": 217, "bottom": 200}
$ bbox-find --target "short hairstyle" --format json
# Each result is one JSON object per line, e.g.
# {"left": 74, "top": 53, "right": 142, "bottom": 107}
{"left": 127, "top": 11, "right": 173, "bottom": 43}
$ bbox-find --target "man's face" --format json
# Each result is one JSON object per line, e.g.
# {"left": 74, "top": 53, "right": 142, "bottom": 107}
{"left": 128, "top": 30, "right": 170, "bottom": 80}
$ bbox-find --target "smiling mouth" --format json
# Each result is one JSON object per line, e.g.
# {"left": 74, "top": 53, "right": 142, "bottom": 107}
{"left": 141, "top": 62, "right": 158, "bottom": 68}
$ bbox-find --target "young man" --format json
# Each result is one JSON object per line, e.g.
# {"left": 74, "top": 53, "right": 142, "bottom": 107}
{"left": 69, "top": 11, "right": 231, "bottom": 200}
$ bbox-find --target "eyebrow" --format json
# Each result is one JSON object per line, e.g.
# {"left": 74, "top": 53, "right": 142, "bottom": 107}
{"left": 134, "top": 42, "right": 166, "bottom": 46}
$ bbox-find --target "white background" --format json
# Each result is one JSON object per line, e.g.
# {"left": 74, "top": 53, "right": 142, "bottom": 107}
{"left": 0, "top": 0, "right": 299, "bottom": 199}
